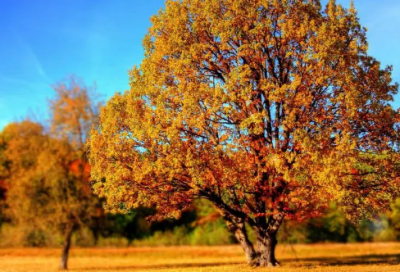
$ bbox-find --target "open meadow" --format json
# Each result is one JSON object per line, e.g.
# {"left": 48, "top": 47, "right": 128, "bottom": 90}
{"left": 0, "top": 243, "right": 399, "bottom": 272}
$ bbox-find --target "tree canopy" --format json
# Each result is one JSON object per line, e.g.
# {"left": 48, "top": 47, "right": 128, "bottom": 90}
{"left": 89, "top": 0, "right": 400, "bottom": 267}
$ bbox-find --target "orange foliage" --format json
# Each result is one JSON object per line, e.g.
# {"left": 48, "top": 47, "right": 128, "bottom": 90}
{"left": 69, "top": 160, "right": 91, "bottom": 179}
{"left": 89, "top": 0, "right": 400, "bottom": 267}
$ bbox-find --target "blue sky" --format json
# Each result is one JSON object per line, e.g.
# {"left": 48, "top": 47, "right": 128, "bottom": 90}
{"left": 1, "top": 0, "right": 400, "bottom": 130}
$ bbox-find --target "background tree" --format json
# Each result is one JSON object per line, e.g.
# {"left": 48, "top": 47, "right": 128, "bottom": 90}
{"left": 89, "top": 0, "right": 400, "bottom": 267}
{"left": 0, "top": 121, "right": 51, "bottom": 245}
{"left": 49, "top": 76, "right": 101, "bottom": 270}
{"left": 0, "top": 76, "right": 101, "bottom": 270}
{"left": 380, "top": 198, "right": 400, "bottom": 241}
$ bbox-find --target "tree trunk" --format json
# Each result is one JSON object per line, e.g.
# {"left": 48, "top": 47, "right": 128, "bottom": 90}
{"left": 256, "top": 230, "right": 280, "bottom": 267}
{"left": 234, "top": 222, "right": 258, "bottom": 266}
{"left": 59, "top": 226, "right": 74, "bottom": 270}
{"left": 224, "top": 217, "right": 258, "bottom": 265}
{"left": 217, "top": 205, "right": 283, "bottom": 267}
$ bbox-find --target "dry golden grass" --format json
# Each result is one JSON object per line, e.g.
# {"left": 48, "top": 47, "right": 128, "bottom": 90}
{"left": 0, "top": 243, "right": 399, "bottom": 271}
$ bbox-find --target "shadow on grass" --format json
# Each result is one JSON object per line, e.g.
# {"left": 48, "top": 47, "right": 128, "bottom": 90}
{"left": 282, "top": 253, "right": 400, "bottom": 268}
{"left": 80, "top": 253, "right": 400, "bottom": 270}
{"left": 81, "top": 261, "right": 244, "bottom": 271}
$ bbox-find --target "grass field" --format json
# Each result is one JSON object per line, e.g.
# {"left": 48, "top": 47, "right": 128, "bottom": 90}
{"left": 0, "top": 243, "right": 399, "bottom": 272}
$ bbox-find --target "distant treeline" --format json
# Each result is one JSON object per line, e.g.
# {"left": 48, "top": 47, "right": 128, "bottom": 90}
{"left": 0, "top": 198, "right": 399, "bottom": 247}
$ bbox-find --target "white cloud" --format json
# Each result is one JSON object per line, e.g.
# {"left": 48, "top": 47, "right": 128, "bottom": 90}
{"left": 14, "top": 32, "right": 48, "bottom": 80}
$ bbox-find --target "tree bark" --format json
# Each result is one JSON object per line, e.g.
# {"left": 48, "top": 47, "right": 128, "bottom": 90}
{"left": 59, "top": 225, "right": 74, "bottom": 270}
{"left": 255, "top": 229, "right": 280, "bottom": 267}
{"left": 224, "top": 216, "right": 258, "bottom": 265}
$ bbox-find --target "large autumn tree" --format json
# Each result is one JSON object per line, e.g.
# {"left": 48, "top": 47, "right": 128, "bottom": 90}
{"left": 89, "top": 0, "right": 400, "bottom": 267}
